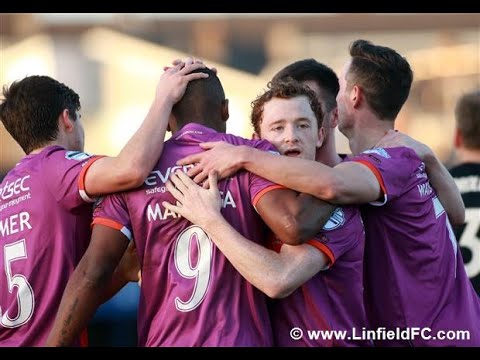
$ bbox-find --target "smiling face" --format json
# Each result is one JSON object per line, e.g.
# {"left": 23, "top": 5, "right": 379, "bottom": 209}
{"left": 258, "top": 96, "right": 323, "bottom": 161}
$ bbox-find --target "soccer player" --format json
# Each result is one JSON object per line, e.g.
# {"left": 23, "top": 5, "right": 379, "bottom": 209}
{"left": 0, "top": 61, "right": 207, "bottom": 346}
{"left": 45, "top": 67, "right": 335, "bottom": 347}
{"left": 163, "top": 79, "right": 371, "bottom": 347}
{"left": 177, "top": 40, "right": 480, "bottom": 346}
{"left": 449, "top": 90, "right": 480, "bottom": 296}
{"left": 272, "top": 58, "right": 342, "bottom": 167}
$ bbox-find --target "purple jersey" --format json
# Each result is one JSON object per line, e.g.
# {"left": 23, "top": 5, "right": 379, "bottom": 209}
{"left": 269, "top": 206, "right": 370, "bottom": 347}
{"left": 0, "top": 146, "right": 100, "bottom": 346}
{"left": 354, "top": 147, "right": 480, "bottom": 346}
{"left": 93, "top": 123, "right": 283, "bottom": 347}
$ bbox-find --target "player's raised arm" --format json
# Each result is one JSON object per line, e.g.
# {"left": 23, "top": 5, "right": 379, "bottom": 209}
{"left": 83, "top": 61, "right": 209, "bottom": 197}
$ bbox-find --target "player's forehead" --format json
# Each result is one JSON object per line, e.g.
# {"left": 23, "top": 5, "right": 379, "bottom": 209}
{"left": 261, "top": 96, "right": 315, "bottom": 126}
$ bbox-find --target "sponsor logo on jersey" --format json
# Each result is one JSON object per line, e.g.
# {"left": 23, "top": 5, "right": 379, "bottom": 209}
{"left": 415, "top": 163, "right": 428, "bottom": 179}
{"left": 362, "top": 148, "right": 391, "bottom": 158}
{"left": 0, "top": 175, "right": 30, "bottom": 202}
{"left": 144, "top": 165, "right": 195, "bottom": 186}
{"left": 65, "top": 151, "right": 92, "bottom": 161}
{"left": 322, "top": 207, "right": 345, "bottom": 231}
{"left": 417, "top": 182, "right": 433, "bottom": 197}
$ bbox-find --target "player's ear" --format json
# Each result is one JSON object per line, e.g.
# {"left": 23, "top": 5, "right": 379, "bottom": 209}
{"left": 316, "top": 126, "right": 325, "bottom": 148}
{"left": 59, "top": 109, "right": 74, "bottom": 134}
{"left": 330, "top": 107, "right": 339, "bottom": 128}
{"left": 221, "top": 99, "right": 229, "bottom": 122}
{"left": 351, "top": 85, "right": 362, "bottom": 109}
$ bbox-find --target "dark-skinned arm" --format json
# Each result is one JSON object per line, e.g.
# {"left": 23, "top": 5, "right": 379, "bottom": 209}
{"left": 45, "top": 225, "right": 129, "bottom": 346}
{"left": 84, "top": 62, "right": 209, "bottom": 197}
{"left": 100, "top": 240, "right": 140, "bottom": 303}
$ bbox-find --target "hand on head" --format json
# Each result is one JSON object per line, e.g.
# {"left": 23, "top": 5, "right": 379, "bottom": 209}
{"left": 164, "top": 57, "right": 217, "bottom": 74}
{"left": 156, "top": 61, "right": 210, "bottom": 106}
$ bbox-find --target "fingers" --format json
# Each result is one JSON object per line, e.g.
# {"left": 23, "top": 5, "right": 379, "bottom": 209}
{"left": 179, "top": 61, "right": 206, "bottom": 75}
{"left": 175, "top": 170, "right": 197, "bottom": 186}
{"left": 165, "top": 179, "right": 184, "bottom": 202}
{"left": 169, "top": 171, "right": 189, "bottom": 195}
{"left": 186, "top": 164, "right": 203, "bottom": 178}
{"left": 185, "top": 72, "right": 209, "bottom": 82}
{"left": 193, "top": 171, "right": 208, "bottom": 185}
{"left": 164, "top": 59, "right": 206, "bottom": 75}
{"left": 202, "top": 179, "right": 210, "bottom": 189}
{"left": 162, "top": 201, "right": 182, "bottom": 217}
{"left": 171, "top": 57, "right": 195, "bottom": 66}
{"left": 177, "top": 154, "right": 200, "bottom": 166}
{"left": 163, "top": 62, "right": 184, "bottom": 74}
{"left": 208, "top": 171, "right": 218, "bottom": 192}
{"left": 199, "top": 141, "right": 218, "bottom": 150}
{"left": 176, "top": 142, "right": 221, "bottom": 166}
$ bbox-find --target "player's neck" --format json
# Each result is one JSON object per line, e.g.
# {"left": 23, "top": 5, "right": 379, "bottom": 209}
{"left": 316, "top": 134, "right": 342, "bottom": 167}
{"left": 349, "top": 117, "right": 394, "bottom": 155}
{"left": 29, "top": 140, "right": 66, "bottom": 155}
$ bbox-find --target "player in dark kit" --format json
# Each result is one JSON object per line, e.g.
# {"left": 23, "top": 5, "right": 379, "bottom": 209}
{"left": 449, "top": 90, "right": 480, "bottom": 296}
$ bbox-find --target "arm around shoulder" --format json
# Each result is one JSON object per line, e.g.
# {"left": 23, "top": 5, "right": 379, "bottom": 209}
{"left": 322, "top": 161, "right": 382, "bottom": 205}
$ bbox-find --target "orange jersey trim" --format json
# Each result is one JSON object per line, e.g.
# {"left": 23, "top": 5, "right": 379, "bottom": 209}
{"left": 252, "top": 185, "right": 286, "bottom": 207}
{"left": 354, "top": 159, "right": 387, "bottom": 198}
{"left": 92, "top": 217, "right": 124, "bottom": 231}
{"left": 78, "top": 155, "right": 106, "bottom": 194}
{"left": 306, "top": 239, "right": 335, "bottom": 266}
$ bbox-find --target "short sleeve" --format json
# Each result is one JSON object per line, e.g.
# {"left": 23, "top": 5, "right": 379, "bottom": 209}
{"left": 92, "top": 194, "right": 133, "bottom": 241}
{"left": 351, "top": 147, "right": 418, "bottom": 206}
{"left": 43, "top": 148, "right": 103, "bottom": 210}
{"left": 306, "top": 207, "right": 363, "bottom": 268}
{"left": 248, "top": 139, "right": 286, "bottom": 206}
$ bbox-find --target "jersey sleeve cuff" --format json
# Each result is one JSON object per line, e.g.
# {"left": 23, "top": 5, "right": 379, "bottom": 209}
{"left": 92, "top": 217, "right": 133, "bottom": 241}
{"left": 78, "top": 156, "right": 105, "bottom": 203}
